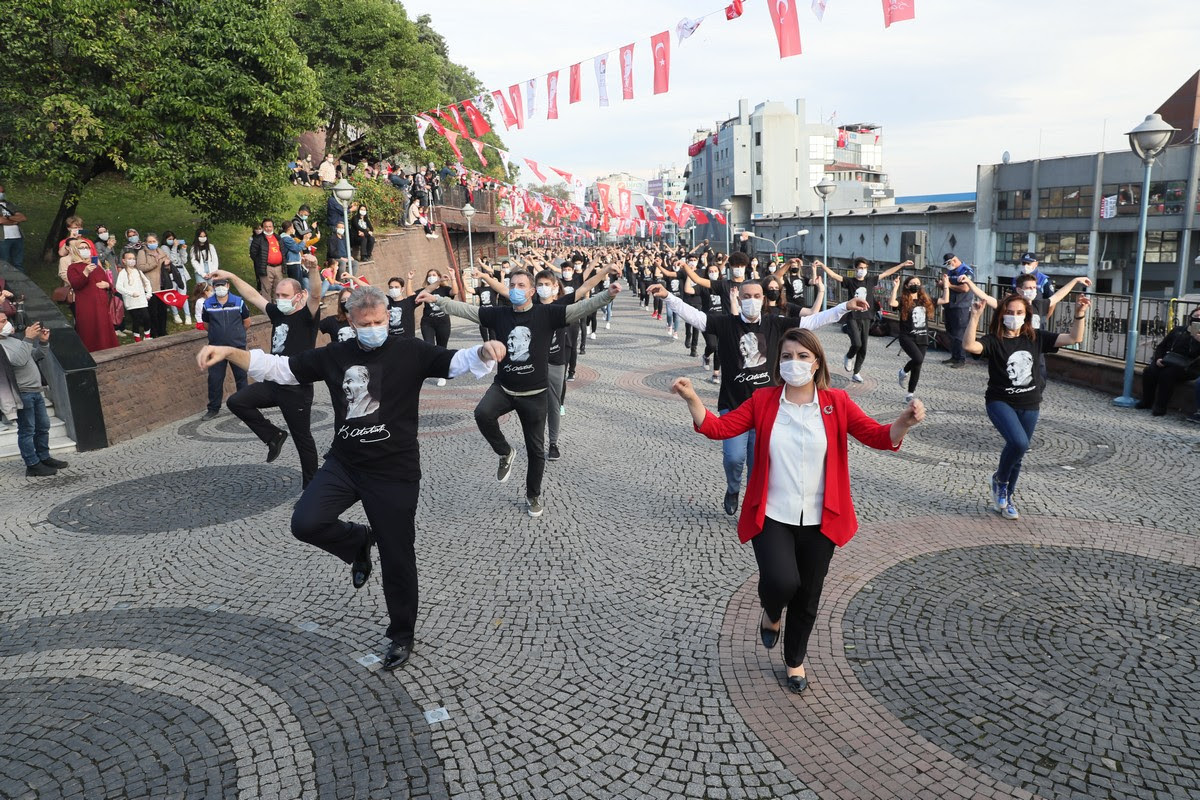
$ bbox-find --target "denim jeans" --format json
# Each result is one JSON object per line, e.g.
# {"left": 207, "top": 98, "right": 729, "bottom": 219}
{"left": 664, "top": 305, "right": 679, "bottom": 333}
{"left": 601, "top": 302, "right": 612, "bottom": 322}
{"left": 719, "top": 408, "right": 756, "bottom": 495}
{"left": 16, "top": 391, "right": 51, "bottom": 466}
{"left": 985, "top": 401, "right": 1039, "bottom": 495}
{"left": 0, "top": 237, "right": 26, "bottom": 272}
{"left": 944, "top": 306, "right": 970, "bottom": 362}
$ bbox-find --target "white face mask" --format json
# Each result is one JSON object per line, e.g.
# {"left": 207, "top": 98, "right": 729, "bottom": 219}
{"left": 98, "top": 232, "right": 109, "bottom": 241}
{"left": 214, "top": 287, "right": 229, "bottom": 298}
{"left": 388, "top": 287, "right": 403, "bottom": 299}
{"left": 732, "top": 268, "right": 745, "bottom": 279}
{"left": 563, "top": 270, "right": 574, "bottom": 279}
{"left": 536, "top": 285, "right": 554, "bottom": 299}
{"left": 426, "top": 275, "right": 440, "bottom": 285}
{"left": 856, "top": 269, "right": 868, "bottom": 279}
{"left": 708, "top": 272, "right": 719, "bottom": 279}
{"left": 359, "top": 209, "right": 367, "bottom": 216}
{"left": 1022, "top": 264, "right": 1036, "bottom": 274}
{"left": 1002, "top": 314, "right": 1024, "bottom": 331}
{"left": 123, "top": 261, "right": 136, "bottom": 269}
{"left": 740, "top": 297, "right": 762, "bottom": 319}
{"left": 198, "top": 236, "right": 208, "bottom": 244}
{"left": 0, "top": 322, "right": 12, "bottom": 337}
{"left": 1020, "top": 288, "right": 1037, "bottom": 302}
{"left": 779, "top": 359, "right": 814, "bottom": 387}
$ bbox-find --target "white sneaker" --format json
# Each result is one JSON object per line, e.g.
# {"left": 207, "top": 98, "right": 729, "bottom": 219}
{"left": 844, "top": 357, "right": 853, "bottom": 373}
{"left": 851, "top": 373, "right": 864, "bottom": 383}
{"left": 671, "top": 332, "right": 678, "bottom": 340}
{"left": 898, "top": 368, "right": 907, "bottom": 388}
{"left": 588, "top": 331, "right": 596, "bottom": 340}
{"left": 905, "top": 393, "right": 914, "bottom": 403}
{"left": 604, "top": 322, "right": 611, "bottom": 330}
{"left": 436, "top": 378, "right": 446, "bottom": 387}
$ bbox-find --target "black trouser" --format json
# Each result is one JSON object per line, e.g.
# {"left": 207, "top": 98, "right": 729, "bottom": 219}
{"left": 207, "top": 360, "right": 247, "bottom": 413}
{"left": 576, "top": 319, "right": 588, "bottom": 355}
{"left": 126, "top": 306, "right": 150, "bottom": 334}
{"left": 566, "top": 325, "right": 580, "bottom": 375}
{"left": 944, "top": 306, "right": 970, "bottom": 362}
{"left": 652, "top": 296, "right": 663, "bottom": 315}
{"left": 639, "top": 282, "right": 649, "bottom": 307}
{"left": 752, "top": 518, "right": 835, "bottom": 669}
{"left": 474, "top": 382, "right": 548, "bottom": 498}
{"left": 1141, "top": 362, "right": 1190, "bottom": 413}
{"left": 703, "top": 332, "right": 719, "bottom": 365}
{"left": 844, "top": 316, "right": 871, "bottom": 373}
{"left": 149, "top": 295, "right": 169, "bottom": 337}
{"left": 897, "top": 333, "right": 927, "bottom": 394}
{"left": 586, "top": 313, "right": 597, "bottom": 334}
{"left": 226, "top": 381, "right": 318, "bottom": 487}
{"left": 683, "top": 298, "right": 702, "bottom": 353}
{"left": 421, "top": 315, "right": 451, "bottom": 348}
{"left": 355, "top": 233, "right": 375, "bottom": 260}
{"left": 291, "top": 455, "right": 419, "bottom": 644}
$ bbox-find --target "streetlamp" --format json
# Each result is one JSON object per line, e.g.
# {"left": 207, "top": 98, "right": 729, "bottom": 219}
{"left": 814, "top": 176, "right": 836, "bottom": 303}
{"left": 462, "top": 202, "right": 476, "bottom": 273}
{"left": 720, "top": 197, "right": 734, "bottom": 255}
{"left": 332, "top": 178, "right": 356, "bottom": 273}
{"left": 1114, "top": 113, "right": 1178, "bottom": 408}
{"left": 743, "top": 230, "right": 809, "bottom": 263}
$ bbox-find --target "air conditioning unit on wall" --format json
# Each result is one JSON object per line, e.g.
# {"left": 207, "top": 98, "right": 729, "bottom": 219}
{"left": 1099, "top": 260, "right": 1114, "bottom": 272}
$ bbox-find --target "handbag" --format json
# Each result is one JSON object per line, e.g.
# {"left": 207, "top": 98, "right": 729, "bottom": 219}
{"left": 52, "top": 285, "right": 75, "bottom": 304}
{"left": 1162, "top": 351, "right": 1193, "bottom": 370}
{"left": 108, "top": 291, "right": 125, "bottom": 326}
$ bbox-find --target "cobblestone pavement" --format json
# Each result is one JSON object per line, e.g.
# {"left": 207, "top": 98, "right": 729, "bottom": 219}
{"left": 2, "top": 290, "right": 1198, "bottom": 800}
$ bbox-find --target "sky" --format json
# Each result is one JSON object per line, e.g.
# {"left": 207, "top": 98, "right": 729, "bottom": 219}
{"left": 402, "top": 0, "right": 1200, "bottom": 196}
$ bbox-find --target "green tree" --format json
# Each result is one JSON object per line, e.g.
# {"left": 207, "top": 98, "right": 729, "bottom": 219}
{"left": 527, "top": 183, "right": 571, "bottom": 201}
{"left": 0, "top": 0, "right": 321, "bottom": 261}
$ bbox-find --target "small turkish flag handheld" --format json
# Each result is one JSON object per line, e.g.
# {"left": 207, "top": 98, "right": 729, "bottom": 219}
{"left": 154, "top": 290, "right": 187, "bottom": 309}
{"left": 524, "top": 159, "right": 548, "bottom": 183}
{"left": 569, "top": 63, "right": 582, "bottom": 104}
{"left": 882, "top": 0, "right": 915, "bottom": 27}
{"left": 725, "top": 0, "right": 744, "bottom": 20}
{"left": 651, "top": 31, "right": 671, "bottom": 94}
{"left": 491, "top": 90, "right": 519, "bottom": 130}
{"left": 768, "top": 0, "right": 802, "bottom": 58}
{"left": 619, "top": 43, "right": 635, "bottom": 100}
{"left": 547, "top": 71, "right": 560, "bottom": 119}
{"left": 461, "top": 99, "right": 491, "bottom": 137}
{"left": 509, "top": 84, "right": 526, "bottom": 129}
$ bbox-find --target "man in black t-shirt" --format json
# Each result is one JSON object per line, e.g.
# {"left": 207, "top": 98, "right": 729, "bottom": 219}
{"left": 422, "top": 269, "right": 618, "bottom": 517}
{"left": 385, "top": 274, "right": 418, "bottom": 338}
{"left": 196, "top": 285, "right": 504, "bottom": 671}
{"left": 212, "top": 259, "right": 323, "bottom": 486}
{"left": 819, "top": 257, "right": 911, "bottom": 381}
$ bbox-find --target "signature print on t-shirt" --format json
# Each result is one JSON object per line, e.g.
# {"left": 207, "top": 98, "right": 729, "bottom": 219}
{"left": 507, "top": 326, "right": 532, "bottom": 363}
{"left": 272, "top": 323, "right": 289, "bottom": 354}
{"left": 342, "top": 365, "right": 381, "bottom": 420}
{"left": 738, "top": 331, "right": 766, "bottom": 369}
{"left": 1006, "top": 351, "right": 1035, "bottom": 387}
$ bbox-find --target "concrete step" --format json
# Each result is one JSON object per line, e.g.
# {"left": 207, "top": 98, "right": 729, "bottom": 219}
{"left": 0, "top": 390, "right": 77, "bottom": 462}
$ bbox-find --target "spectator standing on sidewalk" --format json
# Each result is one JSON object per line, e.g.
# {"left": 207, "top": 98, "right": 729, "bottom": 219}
{"left": 0, "top": 183, "right": 27, "bottom": 272}
{"left": 940, "top": 253, "right": 975, "bottom": 368}
{"left": 0, "top": 316, "right": 69, "bottom": 476}
{"left": 200, "top": 279, "right": 250, "bottom": 420}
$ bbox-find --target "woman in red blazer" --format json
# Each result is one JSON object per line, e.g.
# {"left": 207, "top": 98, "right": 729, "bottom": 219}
{"left": 672, "top": 328, "right": 925, "bottom": 693}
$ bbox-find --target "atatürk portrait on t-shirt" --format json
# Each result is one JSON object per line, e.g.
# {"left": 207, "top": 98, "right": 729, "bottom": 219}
{"left": 343, "top": 365, "right": 380, "bottom": 418}
{"left": 507, "top": 325, "right": 532, "bottom": 363}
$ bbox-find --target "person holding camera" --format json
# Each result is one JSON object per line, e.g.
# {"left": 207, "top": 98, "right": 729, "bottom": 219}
{"left": 0, "top": 316, "right": 69, "bottom": 476}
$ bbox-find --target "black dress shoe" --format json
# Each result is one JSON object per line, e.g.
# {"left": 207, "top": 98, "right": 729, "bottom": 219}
{"left": 25, "top": 462, "right": 56, "bottom": 477}
{"left": 41, "top": 457, "right": 69, "bottom": 469}
{"left": 723, "top": 491, "right": 738, "bottom": 516}
{"left": 201, "top": 409, "right": 219, "bottom": 421}
{"left": 1134, "top": 401, "right": 1152, "bottom": 410}
{"left": 382, "top": 640, "right": 411, "bottom": 671}
{"left": 266, "top": 429, "right": 289, "bottom": 463}
{"left": 786, "top": 674, "right": 808, "bottom": 694}
{"left": 351, "top": 528, "right": 374, "bottom": 589}
{"left": 760, "top": 610, "right": 779, "bottom": 650}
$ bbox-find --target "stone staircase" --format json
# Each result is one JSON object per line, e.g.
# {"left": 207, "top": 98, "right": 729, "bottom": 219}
{"left": 0, "top": 389, "right": 77, "bottom": 462}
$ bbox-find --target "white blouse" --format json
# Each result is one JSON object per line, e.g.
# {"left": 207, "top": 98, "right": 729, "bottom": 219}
{"left": 765, "top": 389, "right": 828, "bottom": 526}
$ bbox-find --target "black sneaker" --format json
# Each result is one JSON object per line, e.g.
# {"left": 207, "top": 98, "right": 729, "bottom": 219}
{"left": 723, "top": 491, "right": 738, "bottom": 516}
{"left": 41, "top": 456, "right": 69, "bottom": 469}
{"left": 1187, "top": 412, "right": 1200, "bottom": 424}
{"left": 497, "top": 447, "right": 515, "bottom": 482}
{"left": 546, "top": 445, "right": 561, "bottom": 461}
{"left": 266, "top": 430, "right": 289, "bottom": 463}
{"left": 566, "top": 373, "right": 576, "bottom": 382}
{"left": 201, "top": 409, "right": 219, "bottom": 421}
{"left": 25, "top": 462, "right": 56, "bottom": 477}
{"left": 527, "top": 495, "right": 544, "bottom": 517}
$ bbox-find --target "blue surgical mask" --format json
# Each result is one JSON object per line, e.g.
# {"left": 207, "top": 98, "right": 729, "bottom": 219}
{"left": 508, "top": 287, "right": 527, "bottom": 305}
{"left": 146, "top": 242, "right": 159, "bottom": 250}
{"left": 128, "top": 234, "right": 139, "bottom": 244}
{"left": 356, "top": 325, "right": 388, "bottom": 349}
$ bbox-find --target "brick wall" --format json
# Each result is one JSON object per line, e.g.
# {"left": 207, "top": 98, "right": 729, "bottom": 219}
{"left": 92, "top": 318, "right": 273, "bottom": 445}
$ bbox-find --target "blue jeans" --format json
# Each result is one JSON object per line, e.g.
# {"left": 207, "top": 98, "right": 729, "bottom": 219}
{"left": 985, "top": 401, "right": 1039, "bottom": 496}
{"left": 664, "top": 306, "right": 679, "bottom": 333}
{"left": 601, "top": 302, "right": 612, "bottom": 322}
{"left": 16, "top": 391, "right": 51, "bottom": 466}
{"left": 0, "top": 237, "right": 26, "bottom": 272}
{"left": 719, "top": 408, "right": 756, "bottom": 495}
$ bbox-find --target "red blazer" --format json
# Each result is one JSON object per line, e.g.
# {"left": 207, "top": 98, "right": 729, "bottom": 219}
{"left": 696, "top": 385, "right": 901, "bottom": 547}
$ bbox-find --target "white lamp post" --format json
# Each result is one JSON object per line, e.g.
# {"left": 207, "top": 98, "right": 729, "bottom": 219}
{"left": 332, "top": 178, "right": 356, "bottom": 273}
{"left": 1113, "top": 113, "right": 1178, "bottom": 408}
{"left": 462, "top": 203, "right": 476, "bottom": 273}
{"left": 720, "top": 197, "right": 734, "bottom": 255}
{"left": 814, "top": 176, "right": 836, "bottom": 302}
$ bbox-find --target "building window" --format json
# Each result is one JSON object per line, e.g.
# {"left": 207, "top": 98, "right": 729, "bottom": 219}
{"left": 755, "top": 189, "right": 762, "bottom": 203}
{"left": 996, "top": 189, "right": 1031, "bottom": 220}
{"left": 1144, "top": 231, "right": 1180, "bottom": 262}
{"left": 1038, "top": 185, "right": 1094, "bottom": 219}
{"left": 1101, "top": 181, "right": 1187, "bottom": 216}
{"left": 995, "top": 233, "right": 1025, "bottom": 264}
{"left": 755, "top": 162, "right": 762, "bottom": 175}
{"left": 1034, "top": 233, "right": 1090, "bottom": 266}
{"left": 755, "top": 132, "right": 762, "bottom": 146}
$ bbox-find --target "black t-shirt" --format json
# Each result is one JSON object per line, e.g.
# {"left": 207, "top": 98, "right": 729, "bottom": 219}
{"left": 844, "top": 277, "right": 875, "bottom": 319}
{"left": 288, "top": 337, "right": 456, "bottom": 479}
{"left": 387, "top": 295, "right": 417, "bottom": 338}
{"left": 1027, "top": 297, "right": 1051, "bottom": 332}
{"left": 708, "top": 311, "right": 799, "bottom": 410}
{"left": 709, "top": 278, "right": 742, "bottom": 316}
{"left": 978, "top": 330, "right": 1060, "bottom": 408}
{"left": 898, "top": 300, "right": 931, "bottom": 338}
{"left": 547, "top": 295, "right": 572, "bottom": 366}
{"left": 266, "top": 302, "right": 320, "bottom": 356}
{"left": 479, "top": 303, "right": 568, "bottom": 392}
{"left": 319, "top": 315, "right": 357, "bottom": 344}
{"left": 665, "top": 271, "right": 685, "bottom": 295}
{"left": 423, "top": 286, "right": 452, "bottom": 320}
{"left": 560, "top": 273, "right": 584, "bottom": 299}
{"left": 784, "top": 271, "right": 807, "bottom": 304}
{"left": 475, "top": 280, "right": 495, "bottom": 307}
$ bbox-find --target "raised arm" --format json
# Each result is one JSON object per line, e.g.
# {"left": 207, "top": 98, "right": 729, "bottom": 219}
{"left": 564, "top": 283, "right": 619, "bottom": 324}
{"left": 579, "top": 265, "right": 617, "bottom": 295}
{"left": 800, "top": 275, "right": 825, "bottom": 316}
{"left": 1046, "top": 276, "right": 1092, "bottom": 315}
{"left": 963, "top": 299, "right": 986, "bottom": 355}
{"left": 818, "top": 262, "right": 844, "bottom": 283}
{"left": 679, "top": 259, "right": 710, "bottom": 288}
{"left": 889, "top": 276, "right": 901, "bottom": 309}
{"left": 655, "top": 285, "right": 707, "bottom": 331}
{"left": 768, "top": 258, "right": 800, "bottom": 283}
{"left": 961, "top": 276, "right": 997, "bottom": 309}
{"left": 209, "top": 270, "right": 269, "bottom": 312}
{"left": 1054, "top": 295, "right": 1091, "bottom": 348}
{"left": 877, "top": 259, "right": 914, "bottom": 281}
{"left": 421, "top": 295, "right": 481, "bottom": 323}
{"left": 304, "top": 255, "right": 323, "bottom": 314}
{"left": 479, "top": 270, "right": 508, "bottom": 294}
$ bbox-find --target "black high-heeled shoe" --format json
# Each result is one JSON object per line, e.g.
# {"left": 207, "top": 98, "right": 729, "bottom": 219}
{"left": 759, "top": 610, "right": 779, "bottom": 650}
{"left": 786, "top": 672, "right": 808, "bottom": 694}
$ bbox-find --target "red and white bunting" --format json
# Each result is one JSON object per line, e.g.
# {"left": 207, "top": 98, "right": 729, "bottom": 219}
{"left": 812, "top": 0, "right": 828, "bottom": 21}
{"left": 445, "top": 105, "right": 469, "bottom": 136}
{"left": 471, "top": 139, "right": 488, "bottom": 167}
{"left": 523, "top": 158, "right": 548, "bottom": 183}
{"left": 569, "top": 63, "right": 582, "bottom": 104}
{"left": 768, "top": 0, "right": 803, "bottom": 58}
{"left": 461, "top": 99, "right": 491, "bottom": 137}
{"left": 651, "top": 31, "right": 671, "bottom": 94}
{"left": 619, "top": 43, "right": 635, "bottom": 100}
{"left": 414, "top": 115, "right": 432, "bottom": 149}
{"left": 547, "top": 71, "right": 560, "bottom": 119}
{"left": 726, "top": 0, "right": 744, "bottom": 20}
{"left": 882, "top": 0, "right": 915, "bottom": 27}
{"left": 509, "top": 84, "right": 526, "bottom": 129}
{"left": 593, "top": 54, "right": 610, "bottom": 107}
{"left": 491, "top": 90, "right": 518, "bottom": 130}
{"left": 525, "top": 78, "right": 537, "bottom": 118}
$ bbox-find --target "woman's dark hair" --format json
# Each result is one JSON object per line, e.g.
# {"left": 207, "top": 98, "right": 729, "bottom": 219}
{"left": 771, "top": 328, "right": 831, "bottom": 389}
{"left": 162, "top": 230, "right": 176, "bottom": 241}
{"left": 899, "top": 276, "right": 934, "bottom": 320}
{"left": 388, "top": 276, "right": 404, "bottom": 287}
{"left": 989, "top": 294, "right": 1036, "bottom": 340}
{"left": 193, "top": 229, "right": 211, "bottom": 255}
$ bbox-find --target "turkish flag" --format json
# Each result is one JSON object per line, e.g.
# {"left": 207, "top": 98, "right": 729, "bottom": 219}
{"left": 471, "top": 138, "right": 488, "bottom": 167}
{"left": 551, "top": 167, "right": 574, "bottom": 184}
{"left": 547, "top": 71, "right": 560, "bottom": 119}
{"left": 694, "top": 210, "right": 709, "bottom": 224}
{"left": 619, "top": 43, "right": 635, "bottom": 100}
{"left": 491, "top": 90, "right": 519, "bottom": 130}
{"left": 651, "top": 31, "right": 670, "bottom": 94}
{"left": 442, "top": 129, "right": 463, "bottom": 161}
{"left": 637, "top": 205, "right": 646, "bottom": 221}
{"left": 509, "top": 84, "right": 526, "bottom": 129}
{"left": 524, "top": 158, "right": 548, "bottom": 183}
{"left": 569, "top": 63, "right": 581, "bottom": 103}
{"left": 663, "top": 198, "right": 680, "bottom": 224}
{"left": 679, "top": 204, "right": 695, "bottom": 227}
{"left": 618, "top": 188, "right": 632, "bottom": 219}
{"left": 768, "top": 0, "right": 802, "bottom": 58}
{"left": 154, "top": 290, "right": 187, "bottom": 309}
{"left": 882, "top": 0, "right": 915, "bottom": 27}
{"left": 726, "top": 0, "right": 744, "bottom": 19}
{"left": 461, "top": 99, "right": 491, "bottom": 137}
{"left": 597, "top": 184, "right": 611, "bottom": 215}
{"left": 714, "top": 211, "right": 727, "bottom": 225}
{"left": 445, "top": 105, "right": 469, "bottom": 136}
{"left": 414, "top": 116, "right": 432, "bottom": 149}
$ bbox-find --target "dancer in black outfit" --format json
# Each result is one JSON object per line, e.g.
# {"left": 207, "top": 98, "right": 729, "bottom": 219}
{"left": 888, "top": 274, "right": 945, "bottom": 403}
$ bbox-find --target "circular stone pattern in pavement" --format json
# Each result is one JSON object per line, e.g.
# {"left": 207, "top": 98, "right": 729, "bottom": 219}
{"left": 47, "top": 465, "right": 301, "bottom": 535}
{"left": 177, "top": 407, "right": 332, "bottom": 442}
{"left": 0, "top": 608, "right": 446, "bottom": 800}
{"left": 843, "top": 544, "right": 1200, "bottom": 800}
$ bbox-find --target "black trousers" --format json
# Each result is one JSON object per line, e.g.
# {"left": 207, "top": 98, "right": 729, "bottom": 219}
{"left": 944, "top": 306, "right": 970, "bottom": 362}
{"left": 752, "top": 518, "right": 835, "bottom": 669}
{"left": 421, "top": 315, "right": 451, "bottom": 347}
{"left": 207, "top": 360, "right": 247, "bottom": 413}
{"left": 845, "top": 316, "right": 871, "bottom": 373}
{"left": 226, "top": 381, "right": 318, "bottom": 486}
{"left": 291, "top": 455, "right": 419, "bottom": 644}
{"left": 474, "top": 382, "right": 548, "bottom": 498}
{"left": 683, "top": 298, "right": 702, "bottom": 353}
{"left": 577, "top": 319, "right": 589, "bottom": 353}
{"left": 703, "top": 332, "right": 719, "bottom": 363}
{"left": 1141, "top": 362, "right": 1190, "bottom": 413}
{"left": 355, "top": 232, "right": 375, "bottom": 260}
{"left": 567, "top": 326, "right": 580, "bottom": 374}
{"left": 897, "top": 333, "right": 927, "bottom": 393}
{"left": 148, "top": 295, "right": 169, "bottom": 337}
